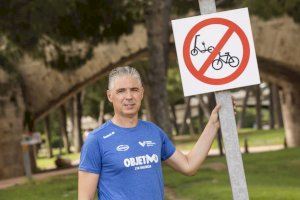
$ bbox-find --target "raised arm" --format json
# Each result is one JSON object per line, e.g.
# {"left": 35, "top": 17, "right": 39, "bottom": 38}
{"left": 78, "top": 171, "right": 99, "bottom": 200}
{"left": 164, "top": 104, "right": 221, "bottom": 176}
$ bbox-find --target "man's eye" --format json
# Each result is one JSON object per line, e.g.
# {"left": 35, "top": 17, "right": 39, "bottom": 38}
{"left": 117, "top": 89, "right": 125, "bottom": 93}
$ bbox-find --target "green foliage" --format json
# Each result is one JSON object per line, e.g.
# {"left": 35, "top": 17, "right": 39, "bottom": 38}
{"left": 239, "top": 108, "right": 256, "bottom": 128}
{"left": 82, "top": 77, "right": 113, "bottom": 119}
{"left": 0, "top": 0, "right": 144, "bottom": 71}
{"left": 167, "top": 63, "right": 184, "bottom": 105}
{"left": 35, "top": 110, "right": 63, "bottom": 148}
{"left": 0, "top": 0, "right": 143, "bottom": 49}
{"left": 245, "top": 0, "right": 300, "bottom": 23}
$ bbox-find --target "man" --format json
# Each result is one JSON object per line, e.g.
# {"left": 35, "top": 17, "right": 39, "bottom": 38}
{"left": 78, "top": 66, "right": 222, "bottom": 200}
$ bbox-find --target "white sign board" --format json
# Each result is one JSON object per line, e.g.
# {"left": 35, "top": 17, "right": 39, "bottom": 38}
{"left": 171, "top": 8, "right": 260, "bottom": 96}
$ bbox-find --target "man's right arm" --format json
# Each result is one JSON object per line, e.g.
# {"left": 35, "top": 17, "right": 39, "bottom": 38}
{"left": 78, "top": 171, "right": 99, "bottom": 200}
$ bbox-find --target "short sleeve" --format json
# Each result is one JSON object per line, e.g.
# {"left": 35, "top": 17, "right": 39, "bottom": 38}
{"left": 78, "top": 133, "right": 102, "bottom": 174}
{"left": 159, "top": 129, "right": 176, "bottom": 161}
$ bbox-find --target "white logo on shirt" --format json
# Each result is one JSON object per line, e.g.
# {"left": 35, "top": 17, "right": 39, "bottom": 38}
{"left": 138, "top": 141, "right": 156, "bottom": 147}
{"left": 103, "top": 131, "right": 115, "bottom": 139}
{"left": 123, "top": 154, "right": 159, "bottom": 169}
{"left": 116, "top": 145, "right": 129, "bottom": 152}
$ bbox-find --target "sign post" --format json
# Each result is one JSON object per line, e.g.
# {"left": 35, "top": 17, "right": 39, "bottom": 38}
{"left": 171, "top": 0, "right": 261, "bottom": 199}
{"left": 199, "top": 0, "right": 248, "bottom": 199}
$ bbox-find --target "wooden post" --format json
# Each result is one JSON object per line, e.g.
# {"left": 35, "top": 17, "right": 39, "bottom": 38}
{"left": 198, "top": 1, "right": 249, "bottom": 199}
{"left": 269, "top": 83, "right": 275, "bottom": 129}
{"left": 255, "top": 85, "right": 262, "bottom": 129}
{"left": 21, "top": 144, "right": 32, "bottom": 180}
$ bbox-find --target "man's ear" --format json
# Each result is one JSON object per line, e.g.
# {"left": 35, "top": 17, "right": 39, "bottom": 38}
{"left": 141, "top": 87, "right": 144, "bottom": 99}
{"left": 107, "top": 90, "right": 113, "bottom": 103}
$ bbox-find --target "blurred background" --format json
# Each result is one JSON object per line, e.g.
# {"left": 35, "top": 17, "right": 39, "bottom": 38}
{"left": 0, "top": 0, "right": 299, "bottom": 199}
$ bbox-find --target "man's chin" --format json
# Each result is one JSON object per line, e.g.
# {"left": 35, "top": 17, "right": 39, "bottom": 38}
{"left": 121, "top": 110, "right": 138, "bottom": 117}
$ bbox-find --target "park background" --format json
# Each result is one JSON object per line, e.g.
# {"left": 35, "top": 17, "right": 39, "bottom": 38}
{"left": 0, "top": 0, "right": 299, "bottom": 199}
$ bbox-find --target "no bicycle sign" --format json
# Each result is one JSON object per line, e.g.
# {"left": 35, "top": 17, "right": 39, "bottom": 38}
{"left": 172, "top": 8, "right": 260, "bottom": 96}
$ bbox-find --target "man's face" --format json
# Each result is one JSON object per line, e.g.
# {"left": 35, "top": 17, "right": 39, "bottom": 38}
{"left": 107, "top": 75, "right": 144, "bottom": 118}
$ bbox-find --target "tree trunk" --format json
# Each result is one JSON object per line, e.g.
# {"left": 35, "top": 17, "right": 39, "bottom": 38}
{"left": 44, "top": 115, "right": 53, "bottom": 158}
{"left": 272, "top": 84, "right": 284, "bottom": 128}
{"left": 197, "top": 96, "right": 205, "bottom": 132}
{"left": 59, "top": 104, "right": 70, "bottom": 154}
{"left": 238, "top": 88, "right": 250, "bottom": 129}
{"left": 255, "top": 85, "right": 262, "bottom": 129}
{"left": 0, "top": 77, "right": 25, "bottom": 179}
{"left": 198, "top": 95, "right": 211, "bottom": 118}
{"left": 170, "top": 104, "right": 179, "bottom": 135}
{"left": 179, "top": 97, "right": 191, "bottom": 135}
{"left": 73, "top": 92, "right": 83, "bottom": 152}
{"left": 98, "top": 99, "right": 105, "bottom": 125}
{"left": 143, "top": 0, "right": 172, "bottom": 136}
{"left": 188, "top": 107, "right": 195, "bottom": 136}
{"left": 279, "top": 82, "right": 300, "bottom": 147}
{"left": 269, "top": 84, "right": 275, "bottom": 129}
{"left": 69, "top": 97, "right": 75, "bottom": 149}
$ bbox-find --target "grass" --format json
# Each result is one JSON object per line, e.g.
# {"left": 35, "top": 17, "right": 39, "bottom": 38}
{"left": 1, "top": 148, "right": 299, "bottom": 199}
{"left": 164, "top": 148, "right": 300, "bottom": 200}
{"left": 0, "top": 175, "right": 78, "bottom": 200}
{"left": 36, "top": 148, "right": 80, "bottom": 170}
{"left": 175, "top": 128, "right": 285, "bottom": 151}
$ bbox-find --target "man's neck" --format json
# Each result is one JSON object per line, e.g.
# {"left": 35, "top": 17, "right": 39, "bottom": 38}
{"left": 111, "top": 114, "right": 139, "bottom": 128}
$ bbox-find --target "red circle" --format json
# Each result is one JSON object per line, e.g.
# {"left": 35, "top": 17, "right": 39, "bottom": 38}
{"left": 183, "top": 18, "right": 250, "bottom": 85}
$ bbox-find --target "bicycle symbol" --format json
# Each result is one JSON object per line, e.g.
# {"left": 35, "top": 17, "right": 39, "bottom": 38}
{"left": 212, "top": 52, "right": 239, "bottom": 70}
{"left": 190, "top": 34, "right": 240, "bottom": 70}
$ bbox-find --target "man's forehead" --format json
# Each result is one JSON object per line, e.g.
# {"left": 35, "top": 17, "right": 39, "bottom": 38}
{"left": 110, "top": 75, "right": 142, "bottom": 89}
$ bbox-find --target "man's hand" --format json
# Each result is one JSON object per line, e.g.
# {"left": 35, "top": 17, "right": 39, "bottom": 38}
{"left": 208, "top": 96, "right": 237, "bottom": 129}
{"left": 208, "top": 104, "right": 221, "bottom": 129}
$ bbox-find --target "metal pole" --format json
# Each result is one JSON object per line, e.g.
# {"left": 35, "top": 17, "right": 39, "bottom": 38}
{"left": 197, "top": 1, "right": 249, "bottom": 199}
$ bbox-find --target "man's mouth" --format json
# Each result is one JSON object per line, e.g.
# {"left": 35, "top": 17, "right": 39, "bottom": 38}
{"left": 124, "top": 103, "right": 135, "bottom": 107}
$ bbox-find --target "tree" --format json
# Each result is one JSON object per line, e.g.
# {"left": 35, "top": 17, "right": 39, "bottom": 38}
{"left": 143, "top": 0, "right": 173, "bottom": 135}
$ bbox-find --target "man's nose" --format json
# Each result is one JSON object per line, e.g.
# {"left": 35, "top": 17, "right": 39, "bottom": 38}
{"left": 125, "top": 91, "right": 133, "bottom": 99}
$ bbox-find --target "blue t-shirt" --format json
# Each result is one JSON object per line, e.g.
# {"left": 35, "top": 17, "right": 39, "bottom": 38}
{"left": 79, "top": 120, "right": 176, "bottom": 200}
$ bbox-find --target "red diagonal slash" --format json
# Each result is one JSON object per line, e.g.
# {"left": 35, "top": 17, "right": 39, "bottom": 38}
{"left": 198, "top": 26, "right": 235, "bottom": 76}
{"left": 183, "top": 18, "right": 250, "bottom": 85}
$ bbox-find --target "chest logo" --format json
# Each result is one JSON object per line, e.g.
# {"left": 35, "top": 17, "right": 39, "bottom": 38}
{"left": 116, "top": 145, "right": 130, "bottom": 152}
{"left": 138, "top": 141, "right": 156, "bottom": 147}
{"left": 103, "top": 131, "right": 115, "bottom": 139}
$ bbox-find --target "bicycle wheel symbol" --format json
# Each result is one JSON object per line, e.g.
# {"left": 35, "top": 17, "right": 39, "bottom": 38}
{"left": 212, "top": 53, "right": 240, "bottom": 70}
{"left": 228, "top": 56, "right": 239, "bottom": 67}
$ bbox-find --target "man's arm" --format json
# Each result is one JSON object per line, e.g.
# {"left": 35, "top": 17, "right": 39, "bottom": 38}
{"left": 78, "top": 171, "right": 99, "bottom": 200}
{"left": 164, "top": 104, "right": 221, "bottom": 176}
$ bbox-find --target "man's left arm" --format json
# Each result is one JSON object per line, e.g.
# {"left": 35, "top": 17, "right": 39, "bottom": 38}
{"left": 164, "top": 104, "right": 220, "bottom": 176}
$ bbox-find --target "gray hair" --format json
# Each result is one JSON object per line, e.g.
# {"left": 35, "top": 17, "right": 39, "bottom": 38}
{"left": 108, "top": 66, "right": 142, "bottom": 90}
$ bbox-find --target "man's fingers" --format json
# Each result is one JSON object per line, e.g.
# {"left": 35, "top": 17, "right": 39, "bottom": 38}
{"left": 213, "top": 104, "right": 221, "bottom": 113}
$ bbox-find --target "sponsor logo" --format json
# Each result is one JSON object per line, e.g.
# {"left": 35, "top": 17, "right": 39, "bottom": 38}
{"left": 123, "top": 154, "right": 159, "bottom": 168}
{"left": 116, "top": 145, "right": 130, "bottom": 152}
{"left": 138, "top": 140, "right": 156, "bottom": 147}
{"left": 103, "top": 131, "right": 115, "bottom": 139}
